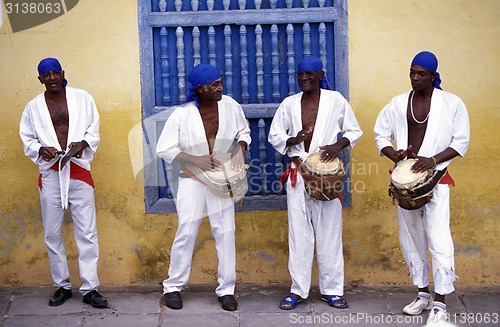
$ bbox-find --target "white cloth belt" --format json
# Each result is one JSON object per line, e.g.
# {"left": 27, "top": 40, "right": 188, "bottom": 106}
{"left": 58, "top": 158, "right": 71, "bottom": 209}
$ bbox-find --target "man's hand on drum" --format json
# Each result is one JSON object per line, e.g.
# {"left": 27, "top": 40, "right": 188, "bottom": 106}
{"left": 192, "top": 154, "right": 222, "bottom": 172}
{"left": 319, "top": 137, "right": 350, "bottom": 162}
{"left": 286, "top": 129, "right": 311, "bottom": 146}
{"left": 411, "top": 156, "right": 435, "bottom": 173}
{"left": 319, "top": 144, "right": 341, "bottom": 162}
{"left": 231, "top": 142, "right": 247, "bottom": 171}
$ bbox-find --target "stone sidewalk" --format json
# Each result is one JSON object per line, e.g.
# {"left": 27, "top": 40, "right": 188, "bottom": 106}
{"left": 0, "top": 284, "right": 498, "bottom": 326}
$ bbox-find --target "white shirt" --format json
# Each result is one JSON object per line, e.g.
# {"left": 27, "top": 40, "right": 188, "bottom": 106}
{"left": 20, "top": 86, "right": 100, "bottom": 208}
{"left": 156, "top": 95, "right": 251, "bottom": 163}
{"left": 20, "top": 86, "right": 100, "bottom": 172}
{"left": 374, "top": 88, "right": 470, "bottom": 170}
{"left": 268, "top": 89, "right": 363, "bottom": 161}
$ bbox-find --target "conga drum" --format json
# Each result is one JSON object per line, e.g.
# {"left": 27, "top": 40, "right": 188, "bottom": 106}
{"left": 185, "top": 153, "right": 248, "bottom": 199}
{"left": 303, "top": 152, "right": 345, "bottom": 201}
{"left": 389, "top": 159, "right": 445, "bottom": 210}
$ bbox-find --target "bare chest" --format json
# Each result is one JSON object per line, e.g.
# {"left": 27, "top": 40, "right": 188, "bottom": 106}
{"left": 199, "top": 109, "right": 219, "bottom": 154}
{"left": 407, "top": 94, "right": 431, "bottom": 125}
{"left": 301, "top": 100, "right": 319, "bottom": 152}
{"left": 407, "top": 96, "right": 430, "bottom": 152}
{"left": 301, "top": 101, "right": 319, "bottom": 131}
{"left": 200, "top": 111, "right": 219, "bottom": 138}
{"left": 46, "top": 99, "right": 69, "bottom": 128}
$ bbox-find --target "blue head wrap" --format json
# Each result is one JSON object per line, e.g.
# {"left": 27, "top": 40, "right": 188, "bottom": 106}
{"left": 411, "top": 51, "right": 442, "bottom": 90}
{"left": 297, "top": 56, "right": 332, "bottom": 90}
{"left": 37, "top": 58, "right": 68, "bottom": 87}
{"left": 185, "top": 64, "right": 222, "bottom": 107}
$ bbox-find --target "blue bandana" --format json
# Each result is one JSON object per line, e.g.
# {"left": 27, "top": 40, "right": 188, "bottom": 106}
{"left": 38, "top": 58, "right": 68, "bottom": 87}
{"left": 411, "top": 51, "right": 442, "bottom": 90}
{"left": 297, "top": 56, "right": 332, "bottom": 90}
{"left": 185, "top": 64, "right": 222, "bottom": 107}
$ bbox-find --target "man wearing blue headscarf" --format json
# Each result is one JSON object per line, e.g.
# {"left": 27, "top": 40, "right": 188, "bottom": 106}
{"left": 269, "top": 56, "right": 363, "bottom": 310}
{"left": 157, "top": 64, "right": 251, "bottom": 311}
{"left": 20, "top": 58, "right": 108, "bottom": 308}
{"left": 374, "top": 51, "right": 470, "bottom": 324}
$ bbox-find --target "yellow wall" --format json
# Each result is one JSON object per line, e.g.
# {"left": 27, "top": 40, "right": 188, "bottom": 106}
{"left": 0, "top": 0, "right": 498, "bottom": 287}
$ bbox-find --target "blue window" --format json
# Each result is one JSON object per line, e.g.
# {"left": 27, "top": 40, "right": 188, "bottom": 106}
{"left": 138, "top": 0, "right": 351, "bottom": 213}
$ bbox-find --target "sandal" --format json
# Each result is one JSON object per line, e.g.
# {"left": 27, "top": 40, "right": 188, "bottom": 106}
{"left": 321, "top": 295, "right": 348, "bottom": 309}
{"left": 279, "top": 294, "right": 303, "bottom": 310}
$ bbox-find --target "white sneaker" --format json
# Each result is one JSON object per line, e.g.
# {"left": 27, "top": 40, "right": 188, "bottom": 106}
{"left": 426, "top": 307, "right": 449, "bottom": 324}
{"left": 403, "top": 293, "right": 433, "bottom": 315}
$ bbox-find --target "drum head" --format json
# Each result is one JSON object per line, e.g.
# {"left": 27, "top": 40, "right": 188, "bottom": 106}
{"left": 186, "top": 152, "right": 248, "bottom": 199}
{"left": 305, "top": 152, "right": 342, "bottom": 175}
{"left": 391, "top": 159, "right": 426, "bottom": 186}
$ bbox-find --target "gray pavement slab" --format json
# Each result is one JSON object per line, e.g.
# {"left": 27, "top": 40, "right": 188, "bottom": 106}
{"left": 89, "top": 292, "right": 161, "bottom": 315}
{"left": 9, "top": 292, "right": 84, "bottom": 315}
{"left": 460, "top": 293, "right": 499, "bottom": 314}
{"left": 311, "top": 290, "right": 388, "bottom": 314}
{"left": 0, "top": 293, "right": 10, "bottom": 316}
{"left": 385, "top": 289, "right": 415, "bottom": 314}
{"left": 3, "top": 315, "right": 83, "bottom": 327}
{"left": 443, "top": 293, "right": 467, "bottom": 315}
{"left": 84, "top": 314, "right": 160, "bottom": 327}
{"left": 161, "top": 312, "right": 237, "bottom": 326}
{"left": 240, "top": 312, "right": 315, "bottom": 326}
{"left": 238, "top": 291, "right": 313, "bottom": 313}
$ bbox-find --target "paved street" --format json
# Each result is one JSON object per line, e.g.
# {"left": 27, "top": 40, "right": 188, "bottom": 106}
{"left": 1, "top": 284, "right": 498, "bottom": 326}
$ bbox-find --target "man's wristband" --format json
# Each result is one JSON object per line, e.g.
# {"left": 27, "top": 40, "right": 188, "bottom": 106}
{"left": 431, "top": 156, "right": 437, "bottom": 168}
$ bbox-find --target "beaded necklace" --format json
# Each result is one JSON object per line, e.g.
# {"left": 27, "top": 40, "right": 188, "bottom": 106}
{"left": 410, "top": 91, "right": 430, "bottom": 124}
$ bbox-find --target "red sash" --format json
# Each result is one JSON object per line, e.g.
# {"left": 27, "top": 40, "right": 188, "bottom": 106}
{"left": 38, "top": 162, "right": 94, "bottom": 190}
{"left": 280, "top": 167, "right": 297, "bottom": 187}
{"left": 439, "top": 171, "right": 455, "bottom": 186}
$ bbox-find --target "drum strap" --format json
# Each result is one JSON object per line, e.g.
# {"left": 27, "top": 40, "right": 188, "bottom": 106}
{"left": 411, "top": 168, "right": 447, "bottom": 198}
{"left": 221, "top": 166, "right": 235, "bottom": 198}
{"left": 181, "top": 165, "right": 206, "bottom": 185}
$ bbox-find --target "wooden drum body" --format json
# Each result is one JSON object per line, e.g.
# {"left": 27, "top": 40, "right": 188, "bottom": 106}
{"left": 303, "top": 152, "right": 345, "bottom": 201}
{"left": 389, "top": 159, "right": 440, "bottom": 210}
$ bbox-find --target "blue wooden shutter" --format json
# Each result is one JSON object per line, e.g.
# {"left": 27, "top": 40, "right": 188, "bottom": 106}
{"left": 138, "top": 0, "right": 351, "bottom": 213}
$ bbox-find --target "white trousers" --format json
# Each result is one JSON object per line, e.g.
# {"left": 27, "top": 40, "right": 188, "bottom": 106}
{"left": 163, "top": 177, "right": 236, "bottom": 297}
{"left": 398, "top": 184, "right": 456, "bottom": 295}
{"left": 39, "top": 169, "right": 100, "bottom": 295}
{"left": 286, "top": 172, "right": 344, "bottom": 299}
